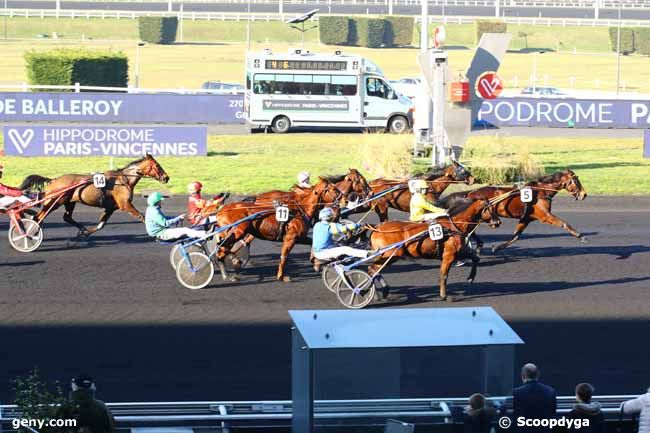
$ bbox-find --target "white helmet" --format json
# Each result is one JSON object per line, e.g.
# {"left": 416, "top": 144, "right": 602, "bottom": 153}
{"left": 297, "top": 171, "right": 310, "bottom": 184}
{"left": 319, "top": 207, "right": 334, "bottom": 222}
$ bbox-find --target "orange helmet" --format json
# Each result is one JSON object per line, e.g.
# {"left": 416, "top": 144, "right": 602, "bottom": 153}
{"left": 188, "top": 181, "right": 203, "bottom": 193}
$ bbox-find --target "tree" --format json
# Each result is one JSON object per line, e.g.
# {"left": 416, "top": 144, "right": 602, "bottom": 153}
{"left": 13, "top": 368, "right": 68, "bottom": 433}
{"left": 518, "top": 31, "right": 532, "bottom": 49}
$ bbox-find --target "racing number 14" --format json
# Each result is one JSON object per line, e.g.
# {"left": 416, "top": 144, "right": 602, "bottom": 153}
{"left": 93, "top": 173, "right": 106, "bottom": 188}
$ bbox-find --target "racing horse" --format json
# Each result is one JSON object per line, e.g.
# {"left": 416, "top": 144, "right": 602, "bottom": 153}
{"left": 360, "top": 161, "right": 475, "bottom": 222}
{"left": 215, "top": 177, "right": 344, "bottom": 282}
{"left": 19, "top": 154, "right": 169, "bottom": 237}
{"left": 439, "top": 169, "right": 588, "bottom": 253}
{"left": 367, "top": 197, "right": 502, "bottom": 301}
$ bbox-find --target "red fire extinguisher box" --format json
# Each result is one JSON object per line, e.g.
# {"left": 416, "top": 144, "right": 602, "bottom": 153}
{"left": 450, "top": 81, "right": 470, "bottom": 103}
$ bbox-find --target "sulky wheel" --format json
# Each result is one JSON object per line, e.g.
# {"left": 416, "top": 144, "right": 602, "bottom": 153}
{"left": 8, "top": 218, "right": 43, "bottom": 253}
{"left": 170, "top": 243, "right": 203, "bottom": 270}
{"left": 335, "top": 269, "right": 376, "bottom": 309}
{"left": 321, "top": 263, "right": 342, "bottom": 293}
{"left": 175, "top": 251, "right": 214, "bottom": 290}
{"left": 224, "top": 243, "right": 250, "bottom": 273}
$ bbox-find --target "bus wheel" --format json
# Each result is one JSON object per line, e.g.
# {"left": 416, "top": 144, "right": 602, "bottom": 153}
{"left": 388, "top": 115, "right": 408, "bottom": 134}
{"left": 271, "top": 116, "right": 291, "bottom": 133}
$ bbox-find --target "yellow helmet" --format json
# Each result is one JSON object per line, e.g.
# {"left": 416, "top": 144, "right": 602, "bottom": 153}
{"left": 413, "top": 179, "right": 428, "bottom": 191}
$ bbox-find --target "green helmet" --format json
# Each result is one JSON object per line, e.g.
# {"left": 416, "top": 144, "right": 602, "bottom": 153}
{"left": 147, "top": 192, "right": 164, "bottom": 206}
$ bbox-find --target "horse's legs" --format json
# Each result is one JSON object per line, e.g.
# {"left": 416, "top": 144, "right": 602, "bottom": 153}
{"left": 277, "top": 234, "right": 298, "bottom": 282}
{"left": 114, "top": 195, "right": 144, "bottom": 222}
{"left": 492, "top": 219, "right": 531, "bottom": 252}
{"left": 62, "top": 202, "right": 89, "bottom": 235}
{"left": 471, "top": 232, "right": 484, "bottom": 255}
{"left": 537, "top": 211, "right": 588, "bottom": 243}
{"left": 84, "top": 208, "right": 115, "bottom": 235}
{"left": 438, "top": 246, "right": 456, "bottom": 301}
{"left": 373, "top": 199, "right": 389, "bottom": 222}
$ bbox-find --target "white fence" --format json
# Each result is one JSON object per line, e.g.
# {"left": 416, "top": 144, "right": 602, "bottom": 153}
{"left": 2, "top": 8, "right": 650, "bottom": 26}
{"left": 0, "top": 83, "right": 220, "bottom": 94}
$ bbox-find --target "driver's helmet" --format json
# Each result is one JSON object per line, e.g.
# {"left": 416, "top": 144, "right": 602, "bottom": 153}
{"left": 413, "top": 179, "right": 428, "bottom": 193}
{"left": 188, "top": 181, "right": 203, "bottom": 194}
{"left": 297, "top": 171, "right": 310, "bottom": 185}
{"left": 319, "top": 207, "right": 334, "bottom": 222}
{"left": 147, "top": 192, "right": 164, "bottom": 206}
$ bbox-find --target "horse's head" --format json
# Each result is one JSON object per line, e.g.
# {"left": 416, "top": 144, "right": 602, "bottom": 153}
{"left": 480, "top": 200, "right": 502, "bottom": 229}
{"left": 450, "top": 160, "right": 475, "bottom": 185}
{"left": 137, "top": 154, "right": 170, "bottom": 184}
{"left": 562, "top": 169, "right": 587, "bottom": 201}
{"left": 312, "top": 177, "right": 346, "bottom": 209}
{"left": 341, "top": 168, "right": 372, "bottom": 199}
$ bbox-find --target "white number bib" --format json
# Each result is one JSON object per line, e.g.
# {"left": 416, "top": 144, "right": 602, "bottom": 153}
{"left": 275, "top": 206, "right": 290, "bottom": 222}
{"left": 520, "top": 187, "right": 533, "bottom": 203}
{"left": 428, "top": 223, "right": 444, "bottom": 241}
{"left": 93, "top": 174, "right": 106, "bottom": 188}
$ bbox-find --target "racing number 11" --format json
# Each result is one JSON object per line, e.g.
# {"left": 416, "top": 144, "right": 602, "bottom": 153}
{"left": 276, "top": 206, "right": 290, "bottom": 222}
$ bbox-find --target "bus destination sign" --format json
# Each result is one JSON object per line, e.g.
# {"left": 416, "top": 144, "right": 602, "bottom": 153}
{"left": 265, "top": 60, "right": 348, "bottom": 71}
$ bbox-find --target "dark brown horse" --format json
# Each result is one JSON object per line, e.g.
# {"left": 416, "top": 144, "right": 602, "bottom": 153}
{"left": 439, "top": 169, "right": 588, "bottom": 252}
{"left": 361, "top": 161, "right": 475, "bottom": 221}
{"left": 19, "top": 154, "right": 169, "bottom": 236}
{"left": 215, "top": 177, "right": 343, "bottom": 282}
{"left": 367, "top": 198, "right": 501, "bottom": 301}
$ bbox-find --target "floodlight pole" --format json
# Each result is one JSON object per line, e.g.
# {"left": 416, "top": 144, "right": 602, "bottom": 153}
{"left": 247, "top": 0, "right": 251, "bottom": 50}
{"left": 616, "top": 2, "right": 622, "bottom": 96}
{"left": 4, "top": 0, "right": 7, "bottom": 40}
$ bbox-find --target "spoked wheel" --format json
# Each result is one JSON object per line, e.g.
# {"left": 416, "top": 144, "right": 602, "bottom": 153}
{"left": 8, "top": 218, "right": 43, "bottom": 253}
{"left": 335, "top": 269, "right": 376, "bottom": 309}
{"left": 176, "top": 252, "right": 214, "bottom": 290}
{"left": 170, "top": 243, "right": 203, "bottom": 270}
{"left": 321, "top": 264, "right": 341, "bottom": 293}
{"left": 224, "top": 244, "right": 250, "bottom": 273}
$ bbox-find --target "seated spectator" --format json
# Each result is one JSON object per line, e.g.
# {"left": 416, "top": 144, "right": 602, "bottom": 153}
{"left": 56, "top": 375, "right": 115, "bottom": 433}
{"left": 621, "top": 386, "right": 650, "bottom": 433}
{"left": 463, "top": 393, "right": 497, "bottom": 433}
{"left": 562, "top": 383, "right": 605, "bottom": 433}
{"left": 513, "top": 363, "right": 557, "bottom": 433}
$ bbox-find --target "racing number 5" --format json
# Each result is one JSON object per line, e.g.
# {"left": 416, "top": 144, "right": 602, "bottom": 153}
{"left": 520, "top": 187, "right": 533, "bottom": 203}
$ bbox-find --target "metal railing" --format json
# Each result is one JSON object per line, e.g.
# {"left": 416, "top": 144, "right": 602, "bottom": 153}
{"left": 0, "top": 83, "right": 244, "bottom": 94}
{"left": 0, "top": 395, "right": 637, "bottom": 431}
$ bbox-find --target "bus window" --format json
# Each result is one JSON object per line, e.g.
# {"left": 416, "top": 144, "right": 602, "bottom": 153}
{"left": 331, "top": 75, "right": 357, "bottom": 96}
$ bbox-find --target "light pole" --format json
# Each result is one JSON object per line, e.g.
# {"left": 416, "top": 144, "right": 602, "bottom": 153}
{"left": 4, "top": 0, "right": 7, "bottom": 40}
{"left": 616, "top": 1, "right": 622, "bottom": 96}
{"left": 135, "top": 42, "right": 145, "bottom": 89}
{"left": 246, "top": 0, "right": 251, "bottom": 50}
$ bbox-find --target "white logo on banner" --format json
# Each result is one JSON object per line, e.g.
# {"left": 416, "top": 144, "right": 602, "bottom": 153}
{"left": 7, "top": 128, "right": 34, "bottom": 155}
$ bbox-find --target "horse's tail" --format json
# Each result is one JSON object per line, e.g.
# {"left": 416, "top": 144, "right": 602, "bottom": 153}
{"left": 18, "top": 174, "right": 52, "bottom": 192}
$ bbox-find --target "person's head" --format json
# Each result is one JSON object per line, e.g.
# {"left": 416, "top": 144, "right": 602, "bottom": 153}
{"left": 575, "top": 383, "right": 594, "bottom": 403}
{"left": 413, "top": 179, "right": 429, "bottom": 195}
{"left": 468, "top": 393, "right": 486, "bottom": 410}
{"left": 71, "top": 375, "right": 96, "bottom": 392}
{"left": 521, "top": 363, "right": 540, "bottom": 383}
{"left": 147, "top": 192, "right": 165, "bottom": 207}
{"left": 319, "top": 207, "right": 334, "bottom": 223}
{"left": 298, "top": 171, "right": 311, "bottom": 185}
{"left": 188, "top": 181, "right": 203, "bottom": 195}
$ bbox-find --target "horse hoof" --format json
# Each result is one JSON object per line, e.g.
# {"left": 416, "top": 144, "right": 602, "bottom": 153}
{"left": 229, "top": 275, "right": 241, "bottom": 282}
{"left": 281, "top": 276, "right": 291, "bottom": 283}
{"left": 467, "top": 277, "right": 475, "bottom": 283}
{"left": 445, "top": 295, "right": 458, "bottom": 302}
{"left": 580, "top": 236, "right": 588, "bottom": 244}
{"left": 434, "top": 295, "right": 447, "bottom": 302}
{"left": 381, "top": 286, "right": 390, "bottom": 300}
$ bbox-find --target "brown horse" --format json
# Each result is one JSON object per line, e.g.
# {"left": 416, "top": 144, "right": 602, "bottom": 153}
{"left": 19, "top": 154, "right": 169, "bottom": 236}
{"left": 215, "top": 177, "right": 343, "bottom": 282}
{"left": 439, "top": 169, "right": 588, "bottom": 252}
{"left": 367, "top": 197, "right": 501, "bottom": 301}
{"left": 360, "top": 161, "right": 475, "bottom": 222}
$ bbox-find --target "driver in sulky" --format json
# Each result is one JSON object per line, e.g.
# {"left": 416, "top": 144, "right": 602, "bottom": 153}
{"left": 0, "top": 163, "right": 32, "bottom": 211}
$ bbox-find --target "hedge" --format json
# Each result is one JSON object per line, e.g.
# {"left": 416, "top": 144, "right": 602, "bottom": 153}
{"left": 351, "top": 17, "right": 386, "bottom": 47}
{"left": 634, "top": 27, "right": 650, "bottom": 55}
{"left": 385, "top": 16, "right": 414, "bottom": 46}
{"left": 608, "top": 27, "right": 635, "bottom": 54}
{"left": 24, "top": 49, "right": 128, "bottom": 90}
{"left": 138, "top": 16, "right": 178, "bottom": 44}
{"left": 474, "top": 20, "right": 507, "bottom": 45}
{"left": 319, "top": 16, "right": 351, "bottom": 45}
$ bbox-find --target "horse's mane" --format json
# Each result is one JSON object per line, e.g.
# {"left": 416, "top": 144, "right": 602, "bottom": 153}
{"left": 322, "top": 174, "right": 346, "bottom": 183}
{"left": 120, "top": 156, "right": 147, "bottom": 170}
{"left": 447, "top": 197, "right": 478, "bottom": 217}
{"left": 529, "top": 170, "right": 566, "bottom": 185}
{"left": 437, "top": 191, "right": 469, "bottom": 209}
{"left": 419, "top": 166, "right": 448, "bottom": 181}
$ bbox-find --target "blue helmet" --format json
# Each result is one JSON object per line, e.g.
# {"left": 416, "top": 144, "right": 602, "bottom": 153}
{"left": 319, "top": 207, "right": 334, "bottom": 222}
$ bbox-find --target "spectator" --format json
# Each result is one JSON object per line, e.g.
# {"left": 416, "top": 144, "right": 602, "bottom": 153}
{"left": 621, "top": 387, "right": 650, "bottom": 433}
{"left": 463, "top": 393, "right": 497, "bottom": 433}
{"left": 563, "top": 383, "right": 605, "bottom": 433}
{"left": 57, "top": 375, "right": 115, "bottom": 433}
{"left": 513, "top": 363, "right": 557, "bottom": 433}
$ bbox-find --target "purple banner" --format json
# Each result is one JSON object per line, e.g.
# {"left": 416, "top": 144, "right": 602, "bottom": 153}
{"left": 477, "top": 98, "right": 650, "bottom": 129}
{"left": 0, "top": 92, "right": 245, "bottom": 123}
{"left": 645, "top": 130, "right": 650, "bottom": 158}
{"left": 3, "top": 125, "right": 207, "bottom": 157}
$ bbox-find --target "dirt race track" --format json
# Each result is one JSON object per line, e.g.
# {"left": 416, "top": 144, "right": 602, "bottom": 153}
{"left": 1, "top": 195, "right": 649, "bottom": 403}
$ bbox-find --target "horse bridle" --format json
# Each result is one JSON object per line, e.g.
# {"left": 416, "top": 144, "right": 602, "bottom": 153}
{"left": 563, "top": 173, "right": 583, "bottom": 198}
{"left": 141, "top": 159, "right": 166, "bottom": 182}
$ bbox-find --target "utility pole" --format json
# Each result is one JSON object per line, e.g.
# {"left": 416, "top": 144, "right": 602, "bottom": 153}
{"left": 247, "top": 0, "right": 252, "bottom": 50}
{"left": 4, "top": 0, "right": 8, "bottom": 40}
{"left": 616, "top": 2, "right": 622, "bottom": 96}
{"left": 135, "top": 42, "right": 145, "bottom": 89}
